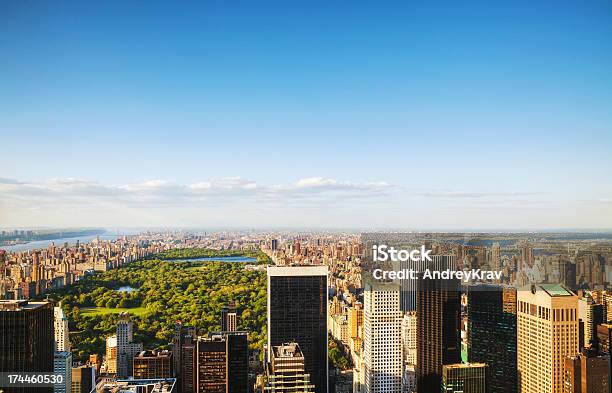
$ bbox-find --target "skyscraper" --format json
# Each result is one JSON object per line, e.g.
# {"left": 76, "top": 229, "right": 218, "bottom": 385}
{"left": 54, "top": 306, "right": 70, "bottom": 352}
{"left": 398, "top": 254, "right": 429, "bottom": 312}
{"left": 71, "top": 365, "right": 95, "bottom": 393}
{"left": 595, "top": 323, "right": 612, "bottom": 390}
{"left": 197, "top": 336, "right": 226, "bottom": 393}
{"left": 267, "top": 265, "right": 328, "bottom": 393}
{"left": 172, "top": 322, "right": 196, "bottom": 393}
{"left": 264, "top": 342, "right": 315, "bottom": 392}
{"left": 563, "top": 349, "right": 609, "bottom": 393}
{"left": 467, "top": 284, "right": 517, "bottom": 393}
{"left": 490, "top": 242, "right": 501, "bottom": 271}
{"left": 401, "top": 311, "right": 417, "bottom": 366}
{"left": 133, "top": 350, "right": 173, "bottom": 379}
{"left": 53, "top": 351, "right": 72, "bottom": 393}
{"left": 416, "top": 256, "right": 461, "bottom": 393}
{"left": 363, "top": 280, "right": 402, "bottom": 393}
{"left": 517, "top": 284, "right": 578, "bottom": 393}
{"left": 225, "top": 331, "right": 249, "bottom": 393}
{"left": 578, "top": 294, "right": 604, "bottom": 349}
{"left": 114, "top": 313, "right": 143, "bottom": 378}
{"left": 196, "top": 331, "right": 249, "bottom": 393}
{"left": 441, "top": 363, "right": 487, "bottom": 393}
{"left": 0, "top": 300, "right": 54, "bottom": 393}
{"left": 221, "top": 302, "right": 238, "bottom": 332}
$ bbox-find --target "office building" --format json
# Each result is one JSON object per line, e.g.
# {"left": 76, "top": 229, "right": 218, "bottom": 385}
{"left": 441, "top": 363, "right": 487, "bottom": 393}
{"left": 348, "top": 302, "right": 363, "bottom": 339}
{"left": 578, "top": 294, "right": 604, "bottom": 349}
{"left": 71, "top": 365, "right": 96, "bottom": 393}
{"left": 172, "top": 322, "right": 196, "bottom": 393}
{"left": 105, "top": 335, "right": 118, "bottom": 374}
{"left": 133, "top": 350, "right": 173, "bottom": 379}
{"left": 264, "top": 342, "right": 315, "bottom": 392}
{"left": 267, "top": 266, "right": 328, "bottom": 393}
{"left": 221, "top": 302, "right": 238, "bottom": 332}
{"left": 0, "top": 300, "right": 54, "bottom": 392}
{"left": 467, "top": 284, "right": 517, "bottom": 393}
{"left": 53, "top": 351, "right": 72, "bottom": 393}
{"left": 197, "top": 336, "right": 225, "bottom": 393}
{"left": 116, "top": 313, "right": 144, "bottom": 378}
{"left": 362, "top": 280, "right": 402, "bottom": 393}
{"left": 563, "top": 349, "right": 609, "bottom": 393}
{"left": 596, "top": 323, "right": 612, "bottom": 391}
{"left": 196, "top": 331, "right": 248, "bottom": 393}
{"left": 401, "top": 312, "right": 417, "bottom": 366}
{"left": 225, "top": 331, "right": 249, "bottom": 393}
{"left": 517, "top": 284, "right": 578, "bottom": 393}
{"left": 54, "top": 306, "right": 70, "bottom": 352}
{"left": 416, "top": 256, "right": 461, "bottom": 393}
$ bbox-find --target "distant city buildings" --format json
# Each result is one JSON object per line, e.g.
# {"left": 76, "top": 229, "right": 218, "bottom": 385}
{"left": 0, "top": 235, "right": 167, "bottom": 300}
{"left": 1, "top": 231, "right": 611, "bottom": 393}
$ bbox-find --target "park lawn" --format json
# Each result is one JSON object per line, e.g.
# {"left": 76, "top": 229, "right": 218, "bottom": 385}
{"left": 80, "top": 306, "right": 149, "bottom": 317}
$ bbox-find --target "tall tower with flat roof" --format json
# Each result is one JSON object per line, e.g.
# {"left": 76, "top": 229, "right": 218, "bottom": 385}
{"left": 267, "top": 265, "right": 328, "bottom": 393}
{"left": 517, "top": 284, "right": 578, "bottom": 393}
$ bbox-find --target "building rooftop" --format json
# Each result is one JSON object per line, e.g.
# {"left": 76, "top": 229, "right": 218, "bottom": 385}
{"left": 101, "top": 378, "right": 175, "bottom": 393}
{"left": 0, "top": 300, "right": 52, "bottom": 311}
{"left": 538, "top": 283, "right": 574, "bottom": 297}
{"left": 273, "top": 342, "right": 304, "bottom": 359}
{"left": 135, "top": 350, "right": 172, "bottom": 359}
{"left": 443, "top": 362, "right": 487, "bottom": 370}
{"left": 267, "top": 265, "right": 328, "bottom": 277}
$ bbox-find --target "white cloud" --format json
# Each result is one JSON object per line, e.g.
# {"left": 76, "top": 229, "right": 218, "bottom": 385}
{"left": 1, "top": 177, "right": 606, "bottom": 228}
{"left": 0, "top": 176, "right": 392, "bottom": 210}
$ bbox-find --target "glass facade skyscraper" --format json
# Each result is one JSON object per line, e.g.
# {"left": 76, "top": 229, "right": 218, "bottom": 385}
{"left": 267, "top": 266, "right": 328, "bottom": 393}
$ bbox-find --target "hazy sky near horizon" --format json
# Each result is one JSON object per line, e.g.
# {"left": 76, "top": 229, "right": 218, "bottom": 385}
{"left": 1, "top": 1, "right": 611, "bottom": 228}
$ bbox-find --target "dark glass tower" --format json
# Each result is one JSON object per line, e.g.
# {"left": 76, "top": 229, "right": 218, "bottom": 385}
{"left": 267, "top": 266, "right": 328, "bottom": 393}
{"left": 0, "top": 300, "right": 54, "bottom": 393}
{"left": 225, "top": 331, "right": 248, "bottom": 393}
{"left": 195, "top": 332, "right": 248, "bottom": 393}
{"left": 467, "top": 284, "right": 517, "bottom": 393}
{"left": 172, "top": 322, "right": 196, "bottom": 393}
{"left": 416, "top": 256, "right": 461, "bottom": 393}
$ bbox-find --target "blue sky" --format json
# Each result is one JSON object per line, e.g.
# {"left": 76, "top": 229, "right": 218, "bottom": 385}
{"left": 1, "top": 1, "right": 611, "bottom": 228}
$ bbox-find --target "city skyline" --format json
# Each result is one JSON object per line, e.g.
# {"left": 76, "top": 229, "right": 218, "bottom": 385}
{"left": 2, "top": 1, "right": 611, "bottom": 228}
